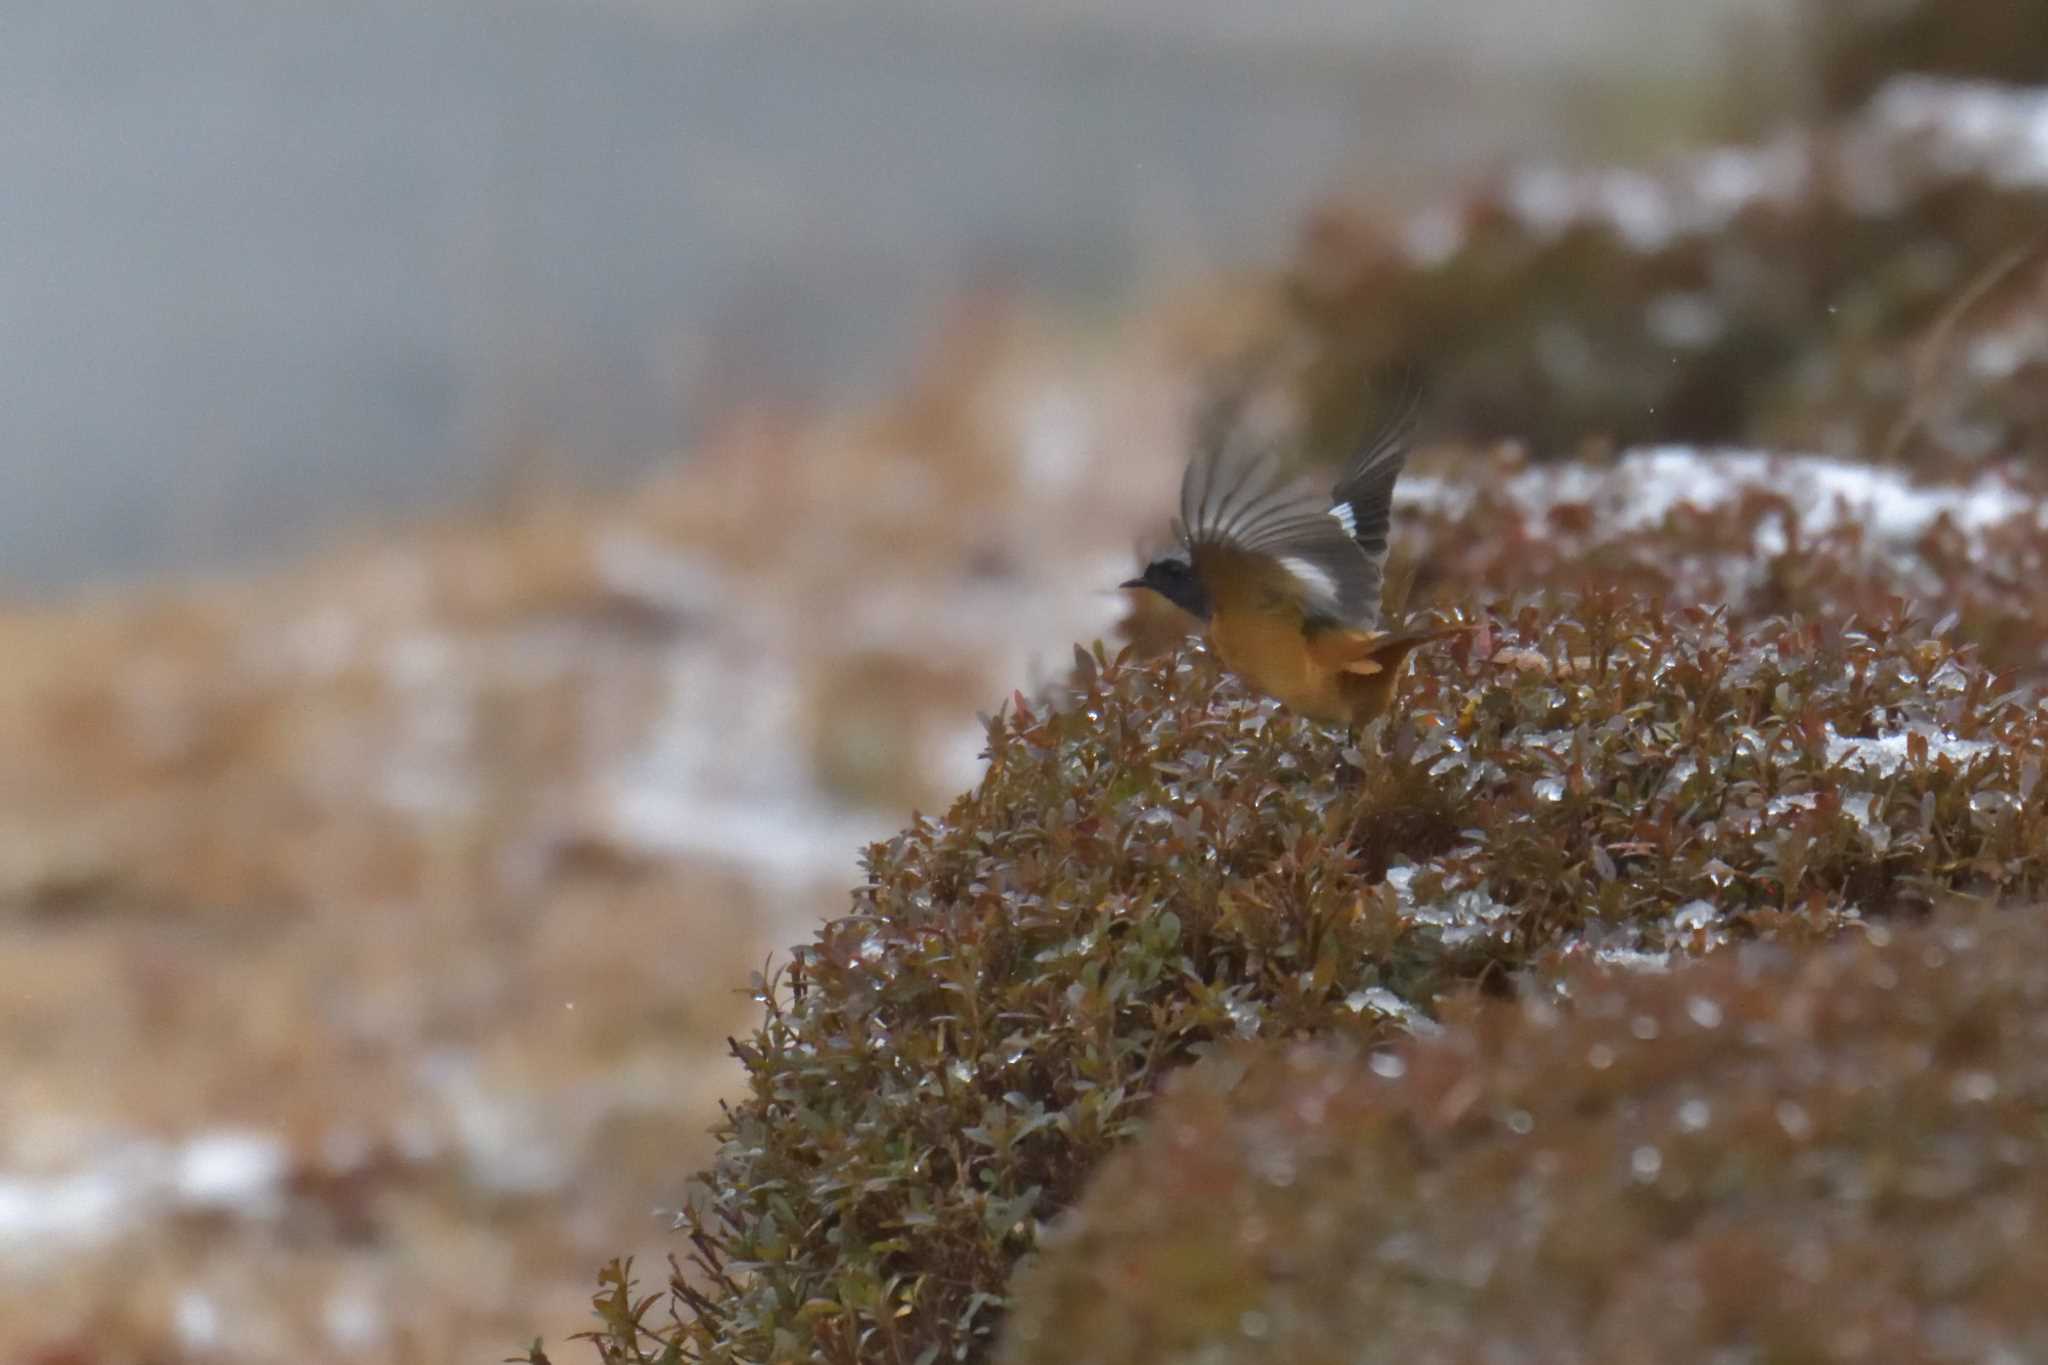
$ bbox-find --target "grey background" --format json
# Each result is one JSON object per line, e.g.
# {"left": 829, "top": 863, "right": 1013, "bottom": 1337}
{"left": 0, "top": 0, "right": 1782, "bottom": 592}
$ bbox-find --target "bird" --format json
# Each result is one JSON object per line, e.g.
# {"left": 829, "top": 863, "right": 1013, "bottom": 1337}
{"left": 1120, "top": 370, "right": 1460, "bottom": 738}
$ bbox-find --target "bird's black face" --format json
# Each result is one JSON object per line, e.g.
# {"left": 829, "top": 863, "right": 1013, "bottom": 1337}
{"left": 1120, "top": 556, "right": 1212, "bottom": 621}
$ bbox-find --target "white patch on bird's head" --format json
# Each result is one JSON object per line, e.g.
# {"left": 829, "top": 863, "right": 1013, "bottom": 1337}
{"left": 1278, "top": 556, "right": 1339, "bottom": 606}
{"left": 1327, "top": 501, "right": 1357, "bottom": 537}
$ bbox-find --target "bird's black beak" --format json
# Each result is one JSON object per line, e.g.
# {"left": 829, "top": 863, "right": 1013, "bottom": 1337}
{"left": 1119, "top": 577, "right": 1147, "bottom": 591}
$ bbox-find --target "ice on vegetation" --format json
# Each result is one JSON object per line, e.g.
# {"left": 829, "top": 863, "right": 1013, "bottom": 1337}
{"left": 324, "top": 1284, "right": 390, "bottom": 1352}
{"left": 1970, "top": 789, "right": 2021, "bottom": 818}
{"left": 1645, "top": 292, "right": 1725, "bottom": 349}
{"left": 262, "top": 605, "right": 363, "bottom": 679}
{"left": 592, "top": 632, "right": 896, "bottom": 896}
{"left": 1824, "top": 723, "right": 1996, "bottom": 776}
{"left": 588, "top": 528, "right": 1127, "bottom": 901}
{"left": 1670, "top": 900, "right": 1718, "bottom": 933}
{"left": 1594, "top": 171, "right": 1678, "bottom": 252}
{"left": 593, "top": 531, "right": 733, "bottom": 619}
{"left": 416, "top": 1049, "right": 574, "bottom": 1197}
{"left": 215, "top": 358, "right": 1149, "bottom": 910}
{"left": 607, "top": 781, "right": 893, "bottom": 896}
{"left": 1966, "top": 311, "right": 2048, "bottom": 381}
{"left": 174, "top": 1130, "right": 290, "bottom": 1213}
{"left": 1659, "top": 757, "right": 1700, "bottom": 796}
{"left": 1390, "top": 473, "right": 1474, "bottom": 519}
{"left": 1394, "top": 446, "right": 2043, "bottom": 615}
{"left": 1593, "top": 947, "right": 1674, "bottom": 974}
{"left": 1928, "top": 659, "right": 1969, "bottom": 694}
{"left": 1015, "top": 384, "right": 1095, "bottom": 493}
{"left": 1495, "top": 143, "right": 1804, "bottom": 253}
{"left": 1345, "top": 987, "right": 1418, "bottom": 1026}
{"left": 1775, "top": 1099, "right": 1815, "bottom": 1142}
{"left": 1869, "top": 77, "right": 2048, "bottom": 190}
{"left": 1518, "top": 448, "right": 2035, "bottom": 545}
{"left": 1400, "top": 205, "right": 1465, "bottom": 266}
{"left": 1950, "top": 1071, "right": 1999, "bottom": 1104}
{"left": 376, "top": 631, "right": 483, "bottom": 817}
{"left": 1385, "top": 863, "right": 1513, "bottom": 949}
{"left": 174, "top": 1291, "right": 221, "bottom": 1352}
{"left": 0, "top": 1151, "right": 140, "bottom": 1263}
{"left": 1458, "top": 79, "right": 2048, "bottom": 262}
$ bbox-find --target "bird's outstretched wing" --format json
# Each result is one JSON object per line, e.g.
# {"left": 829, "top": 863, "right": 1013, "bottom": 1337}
{"left": 1322, "top": 385, "right": 1420, "bottom": 633}
{"left": 1177, "top": 368, "right": 1375, "bottom": 626}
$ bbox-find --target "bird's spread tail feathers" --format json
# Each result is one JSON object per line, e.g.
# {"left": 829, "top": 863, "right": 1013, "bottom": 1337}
{"left": 1308, "top": 622, "right": 1469, "bottom": 675}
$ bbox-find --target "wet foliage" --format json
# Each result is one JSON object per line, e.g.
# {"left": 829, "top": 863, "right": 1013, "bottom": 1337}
{"left": 1285, "top": 77, "right": 2048, "bottom": 465}
{"left": 570, "top": 591, "right": 2047, "bottom": 1362}
{"left": 998, "top": 904, "right": 2048, "bottom": 1364}
{"left": 1389, "top": 448, "right": 2048, "bottom": 681}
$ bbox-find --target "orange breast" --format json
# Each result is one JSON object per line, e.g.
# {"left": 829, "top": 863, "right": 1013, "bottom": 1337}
{"left": 1206, "top": 610, "right": 1354, "bottom": 725}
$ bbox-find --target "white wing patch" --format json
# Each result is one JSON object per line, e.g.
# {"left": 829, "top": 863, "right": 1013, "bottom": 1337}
{"left": 1278, "top": 555, "right": 1339, "bottom": 606}
{"left": 1328, "top": 501, "right": 1357, "bottom": 536}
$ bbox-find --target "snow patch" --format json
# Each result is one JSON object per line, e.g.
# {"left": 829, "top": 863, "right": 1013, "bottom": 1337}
{"left": 0, "top": 1129, "right": 291, "bottom": 1270}
{"left": 1427, "top": 80, "right": 2048, "bottom": 263}
{"left": 1825, "top": 723, "right": 1998, "bottom": 777}
{"left": 1514, "top": 447, "right": 2038, "bottom": 544}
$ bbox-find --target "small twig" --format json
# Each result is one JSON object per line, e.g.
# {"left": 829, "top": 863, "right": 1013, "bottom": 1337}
{"left": 1878, "top": 227, "right": 2048, "bottom": 465}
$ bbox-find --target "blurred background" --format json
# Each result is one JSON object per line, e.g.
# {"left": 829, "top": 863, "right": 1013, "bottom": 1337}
{"left": 8, "top": 0, "right": 2030, "bottom": 1360}
{"left": 3, "top": 0, "right": 1792, "bottom": 593}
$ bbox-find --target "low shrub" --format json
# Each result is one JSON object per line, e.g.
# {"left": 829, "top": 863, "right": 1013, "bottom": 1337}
{"left": 1000, "top": 904, "right": 2048, "bottom": 1364}
{"left": 564, "top": 597, "right": 2047, "bottom": 1362}
{"left": 1284, "top": 78, "right": 2048, "bottom": 464}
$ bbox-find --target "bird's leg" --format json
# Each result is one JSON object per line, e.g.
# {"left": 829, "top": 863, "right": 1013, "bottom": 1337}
{"left": 1335, "top": 725, "right": 1366, "bottom": 790}
{"left": 1336, "top": 714, "right": 1394, "bottom": 789}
